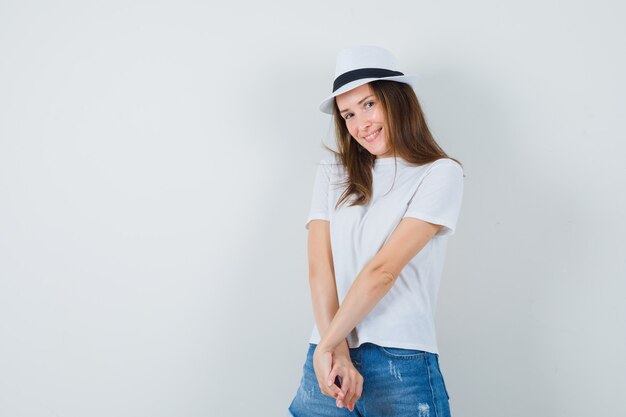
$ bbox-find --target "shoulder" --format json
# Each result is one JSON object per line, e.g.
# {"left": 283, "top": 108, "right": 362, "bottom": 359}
{"left": 411, "top": 158, "right": 464, "bottom": 189}
{"left": 317, "top": 153, "right": 344, "bottom": 177}
{"left": 318, "top": 152, "right": 342, "bottom": 166}
{"left": 425, "top": 158, "right": 464, "bottom": 177}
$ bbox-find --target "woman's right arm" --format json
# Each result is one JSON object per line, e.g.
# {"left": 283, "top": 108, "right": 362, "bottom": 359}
{"left": 307, "top": 219, "right": 342, "bottom": 343}
{"left": 308, "top": 219, "right": 362, "bottom": 410}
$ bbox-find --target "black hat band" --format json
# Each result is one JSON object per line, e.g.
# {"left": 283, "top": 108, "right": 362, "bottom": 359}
{"left": 332, "top": 68, "right": 404, "bottom": 92}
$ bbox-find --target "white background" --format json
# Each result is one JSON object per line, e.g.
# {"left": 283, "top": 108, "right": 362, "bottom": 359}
{"left": 1, "top": 1, "right": 625, "bottom": 416}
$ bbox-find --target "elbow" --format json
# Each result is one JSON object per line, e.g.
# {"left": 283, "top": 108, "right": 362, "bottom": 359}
{"left": 308, "top": 273, "right": 336, "bottom": 289}
{"left": 365, "top": 267, "right": 396, "bottom": 295}
{"left": 378, "top": 269, "right": 395, "bottom": 287}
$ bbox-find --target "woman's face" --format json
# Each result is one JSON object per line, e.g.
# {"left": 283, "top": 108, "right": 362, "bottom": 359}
{"left": 335, "top": 83, "right": 393, "bottom": 158}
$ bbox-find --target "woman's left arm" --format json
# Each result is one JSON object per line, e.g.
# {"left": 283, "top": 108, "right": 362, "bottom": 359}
{"left": 314, "top": 218, "right": 441, "bottom": 355}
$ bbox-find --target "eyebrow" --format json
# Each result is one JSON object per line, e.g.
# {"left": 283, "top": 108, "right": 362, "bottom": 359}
{"left": 339, "top": 95, "right": 374, "bottom": 114}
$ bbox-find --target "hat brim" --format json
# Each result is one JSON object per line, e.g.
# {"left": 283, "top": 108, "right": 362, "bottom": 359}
{"left": 319, "top": 75, "right": 418, "bottom": 114}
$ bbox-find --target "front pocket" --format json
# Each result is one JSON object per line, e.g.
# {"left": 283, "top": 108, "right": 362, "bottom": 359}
{"left": 378, "top": 345, "right": 426, "bottom": 360}
{"left": 441, "top": 377, "right": 450, "bottom": 400}
{"left": 435, "top": 355, "right": 451, "bottom": 400}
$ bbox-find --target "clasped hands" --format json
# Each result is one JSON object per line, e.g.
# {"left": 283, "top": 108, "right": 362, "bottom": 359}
{"left": 312, "top": 341, "right": 364, "bottom": 411}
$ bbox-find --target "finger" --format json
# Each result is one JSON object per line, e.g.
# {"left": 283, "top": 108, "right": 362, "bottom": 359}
{"left": 344, "top": 371, "right": 363, "bottom": 411}
{"left": 327, "top": 367, "right": 343, "bottom": 397}
{"left": 340, "top": 371, "right": 352, "bottom": 398}
{"left": 343, "top": 372, "right": 358, "bottom": 407}
{"left": 335, "top": 375, "right": 344, "bottom": 394}
{"left": 343, "top": 372, "right": 356, "bottom": 406}
{"left": 336, "top": 367, "right": 352, "bottom": 399}
{"left": 322, "top": 374, "right": 342, "bottom": 398}
{"left": 336, "top": 397, "right": 344, "bottom": 408}
{"left": 319, "top": 383, "right": 333, "bottom": 399}
{"left": 354, "top": 373, "right": 364, "bottom": 404}
{"left": 330, "top": 364, "right": 349, "bottom": 397}
{"left": 319, "top": 375, "right": 338, "bottom": 397}
{"left": 325, "top": 383, "right": 342, "bottom": 399}
{"left": 324, "top": 353, "right": 334, "bottom": 387}
{"left": 327, "top": 362, "right": 339, "bottom": 387}
{"left": 320, "top": 352, "right": 339, "bottom": 398}
{"left": 334, "top": 392, "right": 347, "bottom": 411}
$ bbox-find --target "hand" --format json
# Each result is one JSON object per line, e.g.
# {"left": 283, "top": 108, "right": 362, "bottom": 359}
{"left": 312, "top": 344, "right": 342, "bottom": 400}
{"left": 328, "top": 348, "right": 363, "bottom": 411}
{"left": 313, "top": 342, "right": 363, "bottom": 412}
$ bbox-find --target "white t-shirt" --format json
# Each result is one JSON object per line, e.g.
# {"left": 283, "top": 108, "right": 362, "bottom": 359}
{"left": 305, "top": 154, "right": 464, "bottom": 354}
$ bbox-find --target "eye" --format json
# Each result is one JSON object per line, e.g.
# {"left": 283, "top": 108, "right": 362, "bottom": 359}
{"left": 344, "top": 113, "right": 354, "bottom": 120}
{"left": 364, "top": 101, "right": 374, "bottom": 109}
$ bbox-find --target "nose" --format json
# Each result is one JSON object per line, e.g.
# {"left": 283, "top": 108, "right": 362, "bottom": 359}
{"left": 358, "top": 115, "right": 372, "bottom": 133}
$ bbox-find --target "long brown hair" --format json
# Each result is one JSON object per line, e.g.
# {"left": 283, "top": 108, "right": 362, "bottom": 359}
{"left": 324, "top": 80, "right": 462, "bottom": 209}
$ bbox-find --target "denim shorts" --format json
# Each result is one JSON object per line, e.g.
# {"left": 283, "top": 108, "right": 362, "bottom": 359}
{"left": 288, "top": 343, "right": 451, "bottom": 417}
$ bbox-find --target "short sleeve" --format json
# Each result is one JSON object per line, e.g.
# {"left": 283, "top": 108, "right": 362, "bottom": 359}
{"left": 305, "top": 159, "right": 331, "bottom": 230}
{"left": 403, "top": 159, "right": 464, "bottom": 237}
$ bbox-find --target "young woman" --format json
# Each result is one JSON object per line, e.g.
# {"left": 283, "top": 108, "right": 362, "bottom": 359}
{"left": 288, "top": 46, "right": 464, "bottom": 417}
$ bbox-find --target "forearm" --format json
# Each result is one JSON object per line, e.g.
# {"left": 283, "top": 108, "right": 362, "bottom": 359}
{"left": 317, "top": 266, "right": 395, "bottom": 352}
{"left": 309, "top": 274, "right": 350, "bottom": 354}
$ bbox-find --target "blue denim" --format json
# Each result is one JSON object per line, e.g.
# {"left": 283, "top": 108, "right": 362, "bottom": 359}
{"left": 288, "top": 343, "right": 451, "bottom": 417}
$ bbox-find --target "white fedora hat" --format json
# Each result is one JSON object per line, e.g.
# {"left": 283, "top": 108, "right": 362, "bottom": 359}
{"left": 319, "top": 45, "right": 418, "bottom": 114}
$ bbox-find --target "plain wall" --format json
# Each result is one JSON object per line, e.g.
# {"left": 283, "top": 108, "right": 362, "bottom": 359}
{"left": 1, "top": 1, "right": 625, "bottom": 416}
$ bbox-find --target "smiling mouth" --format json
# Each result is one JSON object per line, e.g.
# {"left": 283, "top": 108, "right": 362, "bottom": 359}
{"left": 364, "top": 128, "right": 381, "bottom": 143}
